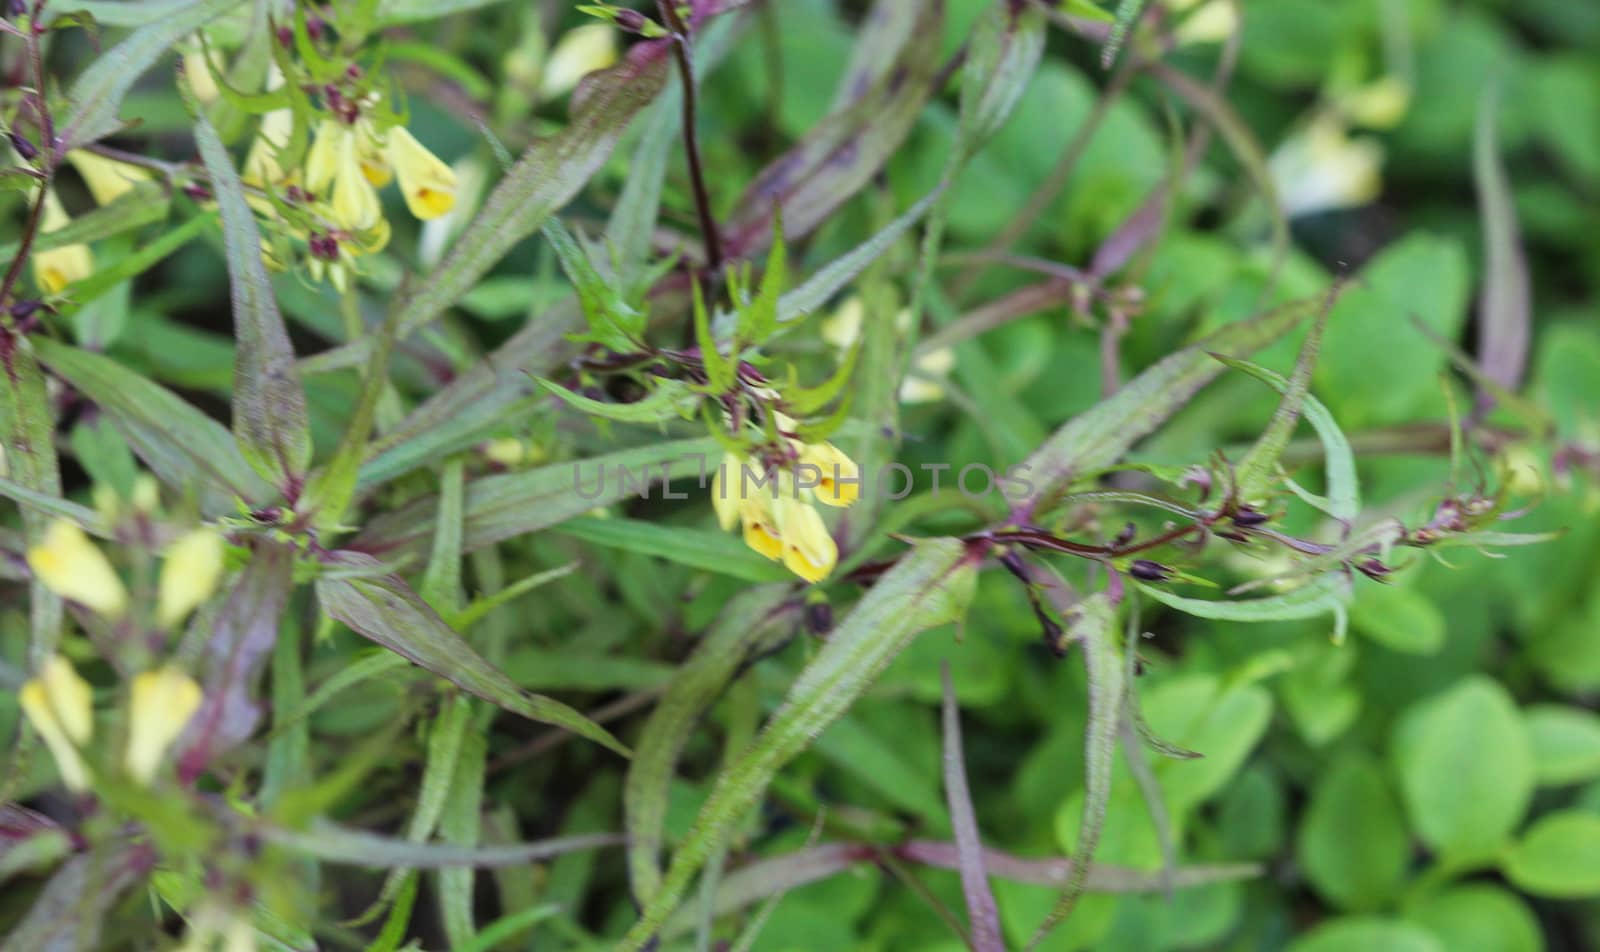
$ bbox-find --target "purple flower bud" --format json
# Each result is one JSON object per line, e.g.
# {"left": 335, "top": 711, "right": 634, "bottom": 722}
{"left": 1232, "top": 507, "right": 1269, "bottom": 527}
{"left": 8, "top": 131, "right": 37, "bottom": 161}
{"left": 1356, "top": 558, "right": 1392, "bottom": 581}
{"left": 805, "top": 601, "right": 833, "bottom": 635}
{"left": 1129, "top": 559, "right": 1173, "bottom": 582}
{"left": 615, "top": 9, "right": 650, "bottom": 33}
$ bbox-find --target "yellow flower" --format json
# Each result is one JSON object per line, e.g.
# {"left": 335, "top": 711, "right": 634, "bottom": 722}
{"left": 741, "top": 494, "right": 785, "bottom": 562}
{"left": 332, "top": 129, "right": 382, "bottom": 231}
{"left": 243, "top": 108, "right": 295, "bottom": 189}
{"left": 901, "top": 346, "right": 955, "bottom": 405}
{"left": 355, "top": 121, "right": 393, "bottom": 187}
{"left": 1343, "top": 77, "right": 1412, "bottom": 130}
{"left": 158, "top": 529, "right": 225, "bottom": 628}
{"left": 125, "top": 666, "right": 203, "bottom": 784}
{"left": 1171, "top": 0, "right": 1238, "bottom": 45}
{"left": 541, "top": 23, "right": 618, "bottom": 100}
{"left": 66, "top": 151, "right": 151, "bottom": 205}
{"left": 304, "top": 119, "right": 346, "bottom": 197}
{"left": 27, "top": 519, "right": 128, "bottom": 618}
{"left": 32, "top": 191, "right": 93, "bottom": 294}
{"left": 799, "top": 442, "right": 861, "bottom": 507}
{"left": 385, "top": 126, "right": 457, "bottom": 220}
{"left": 712, "top": 452, "right": 745, "bottom": 531}
{"left": 19, "top": 655, "right": 94, "bottom": 792}
{"left": 178, "top": 903, "right": 256, "bottom": 952}
{"left": 1268, "top": 116, "right": 1383, "bottom": 218}
{"left": 181, "top": 49, "right": 221, "bottom": 105}
{"left": 774, "top": 495, "right": 837, "bottom": 583}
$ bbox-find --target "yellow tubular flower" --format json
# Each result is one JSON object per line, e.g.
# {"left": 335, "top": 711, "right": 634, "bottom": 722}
{"left": 712, "top": 453, "right": 744, "bottom": 531}
{"left": 19, "top": 655, "right": 94, "bottom": 791}
{"left": 304, "top": 119, "right": 346, "bottom": 197}
{"left": 157, "top": 529, "right": 225, "bottom": 628}
{"left": 541, "top": 23, "right": 618, "bottom": 99}
{"left": 385, "top": 126, "right": 457, "bottom": 220}
{"left": 332, "top": 131, "right": 382, "bottom": 231}
{"left": 799, "top": 443, "right": 861, "bottom": 508}
{"left": 33, "top": 191, "right": 93, "bottom": 295}
{"left": 27, "top": 519, "right": 128, "bottom": 618}
{"left": 774, "top": 496, "right": 837, "bottom": 583}
{"left": 740, "top": 495, "right": 785, "bottom": 562}
{"left": 243, "top": 108, "right": 295, "bottom": 188}
{"left": 66, "top": 151, "right": 152, "bottom": 206}
{"left": 356, "top": 121, "right": 393, "bottom": 187}
{"left": 125, "top": 666, "right": 203, "bottom": 784}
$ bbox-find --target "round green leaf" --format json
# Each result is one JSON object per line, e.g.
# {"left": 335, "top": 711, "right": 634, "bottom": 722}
{"left": 1391, "top": 676, "right": 1533, "bottom": 861}
{"left": 1525, "top": 705, "right": 1600, "bottom": 786}
{"left": 1297, "top": 754, "right": 1411, "bottom": 911}
{"left": 1351, "top": 583, "right": 1446, "bottom": 655}
{"left": 1405, "top": 885, "right": 1541, "bottom": 952}
{"left": 1287, "top": 917, "right": 1443, "bottom": 952}
{"left": 1501, "top": 811, "right": 1600, "bottom": 898}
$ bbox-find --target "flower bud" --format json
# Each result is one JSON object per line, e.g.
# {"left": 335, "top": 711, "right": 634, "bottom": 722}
{"left": 158, "top": 529, "right": 225, "bottom": 628}
{"left": 125, "top": 666, "right": 203, "bottom": 784}
{"left": 541, "top": 23, "right": 618, "bottom": 99}
{"left": 19, "top": 655, "right": 94, "bottom": 791}
{"left": 27, "top": 519, "right": 128, "bottom": 618}
{"left": 66, "top": 150, "right": 152, "bottom": 206}
{"left": 32, "top": 191, "right": 94, "bottom": 295}
{"left": 1128, "top": 559, "right": 1173, "bottom": 582}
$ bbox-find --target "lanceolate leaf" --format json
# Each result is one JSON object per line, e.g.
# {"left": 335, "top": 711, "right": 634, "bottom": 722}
{"left": 551, "top": 517, "right": 792, "bottom": 583}
{"left": 60, "top": 0, "right": 238, "bottom": 148}
{"left": 1, "top": 184, "right": 169, "bottom": 258}
{"left": 1138, "top": 572, "right": 1353, "bottom": 634}
{"left": 192, "top": 103, "right": 312, "bottom": 487}
{"left": 941, "top": 664, "right": 1003, "bottom": 952}
{"left": 0, "top": 337, "right": 63, "bottom": 656}
{"left": 1034, "top": 594, "right": 1121, "bottom": 946}
{"left": 178, "top": 540, "right": 294, "bottom": 778}
{"left": 316, "top": 551, "right": 630, "bottom": 757}
{"left": 1472, "top": 86, "right": 1531, "bottom": 410}
{"left": 33, "top": 338, "right": 270, "bottom": 509}
{"left": 1231, "top": 295, "right": 1334, "bottom": 507}
{"left": 0, "top": 848, "right": 145, "bottom": 952}
{"left": 957, "top": 0, "right": 1047, "bottom": 160}
{"left": 393, "top": 41, "right": 672, "bottom": 340}
{"left": 262, "top": 821, "right": 623, "bottom": 869}
{"left": 620, "top": 538, "right": 979, "bottom": 949}
{"left": 1215, "top": 355, "right": 1360, "bottom": 521}
{"left": 1018, "top": 295, "right": 1322, "bottom": 515}
{"left": 625, "top": 587, "right": 796, "bottom": 905}
{"left": 355, "top": 437, "right": 719, "bottom": 558}
{"left": 720, "top": 0, "right": 945, "bottom": 256}
{"left": 538, "top": 378, "right": 700, "bottom": 424}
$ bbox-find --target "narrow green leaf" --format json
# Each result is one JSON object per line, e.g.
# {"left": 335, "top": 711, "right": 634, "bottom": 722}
{"left": 1137, "top": 573, "right": 1353, "bottom": 630}
{"left": 544, "top": 217, "right": 641, "bottom": 351}
{"left": 393, "top": 47, "right": 670, "bottom": 340}
{"left": 60, "top": 0, "right": 238, "bottom": 148}
{"left": 720, "top": 0, "right": 944, "bottom": 255}
{"left": 620, "top": 539, "right": 978, "bottom": 948}
{"left": 552, "top": 516, "right": 791, "bottom": 583}
{"left": 608, "top": 82, "right": 681, "bottom": 278}
{"left": 366, "top": 695, "right": 471, "bottom": 914}
{"left": 1215, "top": 355, "right": 1360, "bottom": 521}
{"left": 192, "top": 103, "right": 311, "bottom": 485}
{"left": 2, "top": 184, "right": 169, "bottom": 258}
{"left": 958, "top": 0, "right": 1047, "bottom": 159}
{"left": 261, "top": 820, "right": 623, "bottom": 869}
{"left": 0, "top": 339, "right": 63, "bottom": 657}
{"left": 60, "top": 212, "right": 213, "bottom": 307}
{"left": 355, "top": 437, "right": 719, "bottom": 558}
{"left": 362, "top": 872, "right": 419, "bottom": 952}
{"left": 421, "top": 459, "right": 466, "bottom": 612}
{"left": 1021, "top": 295, "right": 1322, "bottom": 513}
{"left": 538, "top": 377, "right": 699, "bottom": 424}
{"left": 316, "top": 552, "right": 631, "bottom": 757}
{"left": 439, "top": 729, "right": 488, "bottom": 946}
{"left": 625, "top": 587, "right": 795, "bottom": 904}
{"left": 1231, "top": 296, "right": 1333, "bottom": 507}
{"left": 1102, "top": 0, "right": 1151, "bottom": 68}
{"left": 1033, "top": 594, "right": 1120, "bottom": 945}
{"left": 303, "top": 312, "right": 399, "bottom": 531}
{"left": 33, "top": 337, "right": 270, "bottom": 509}
{"left": 940, "top": 664, "right": 1003, "bottom": 952}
